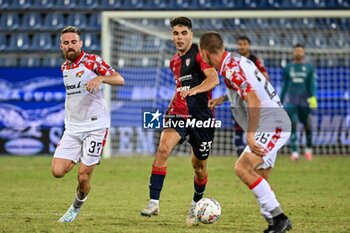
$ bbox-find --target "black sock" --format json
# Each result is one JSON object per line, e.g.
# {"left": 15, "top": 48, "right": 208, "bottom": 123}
{"left": 193, "top": 175, "right": 208, "bottom": 202}
{"left": 149, "top": 165, "right": 167, "bottom": 200}
{"left": 273, "top": 213, "right": 287, "bottom": 222}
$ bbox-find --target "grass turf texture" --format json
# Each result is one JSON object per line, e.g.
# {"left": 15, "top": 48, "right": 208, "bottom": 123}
{"left": 0, "top": 155, "right": 349, "bottom": 233}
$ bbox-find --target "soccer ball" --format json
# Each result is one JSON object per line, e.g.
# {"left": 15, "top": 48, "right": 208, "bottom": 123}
{"left": 195, "top": 198, "right": 221, "bottom": 224}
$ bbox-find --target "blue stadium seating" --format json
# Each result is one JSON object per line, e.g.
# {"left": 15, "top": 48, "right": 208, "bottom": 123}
{"left": 66, "top": 13, "right": 88, "bottom": 28}
{"left": 19, "top": 57, "right": 41, "bottom": 67}
{"left": 31, "top": 33, "right": 53, "bottom": 51}
{"left": 77, "top": 0, "right": 99, "bottom": 9}
{"left": 100, "top": 0, "right": 123, "bottom": 9}
{"left": 8, "top": 33, "right": 30, "bottom": 51}
{"left": 8, "top": 0, "right": 31, "bottom": 9}
{"left": 43, "top": 13, "right": 65, "bottom": 29}
{"left": 54, "top": 0, "right": 77, "bottom": 9}
{"left": 21, "top": 13, "right": 42, "bottom": 29}
{"left": 81, "top": 33, "right": 100, "bottom": 51}
{"left": 0, "top": 0, "right": 10, "bottom": 9}
{"left": 0, "top": 13, "right": 20, "bottom": 30}
{"left": 42, "top": 55, "right": 63, "bottom": 67}
{"left": 0, "top": 33, "right": 6, "bottom": 50}
{"left": 33, "top": 0, "right": 54, "bottom": 9}
{"left": 88, "top": 13, "right": 101, "bottom": 29}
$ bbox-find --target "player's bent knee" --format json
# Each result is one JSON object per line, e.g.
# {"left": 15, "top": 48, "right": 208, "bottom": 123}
{"left": 156, "top": 144, "right": 171, "bottom": 160}
{"left": 234, "top": 163, "right": 245, "bottom": 178}
{"left": 51, "top": 168, "right": 66, "bottom": 178}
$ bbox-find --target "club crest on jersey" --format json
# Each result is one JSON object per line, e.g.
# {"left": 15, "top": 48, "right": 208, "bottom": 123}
{"left": 185, "top": 58, "right": 191, "bottom": 67}
{"left": 76, "top": 70, "right": 84, "bottom": 78}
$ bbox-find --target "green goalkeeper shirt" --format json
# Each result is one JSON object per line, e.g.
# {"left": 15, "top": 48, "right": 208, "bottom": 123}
{"left": 280, "top": 62, "right": 317, "bottom": 107}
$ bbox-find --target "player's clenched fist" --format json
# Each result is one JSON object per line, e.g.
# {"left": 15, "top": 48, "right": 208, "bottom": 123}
{"left": 208, "top": 96, "right": 225, "bottom": 110}
{"left": 86, "top": 76, "right": 103, "bottom": 93}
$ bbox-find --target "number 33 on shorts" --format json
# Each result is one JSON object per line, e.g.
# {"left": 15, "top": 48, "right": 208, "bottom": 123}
{"left": 199, "top": 141, "right": 213, "bottom": 153}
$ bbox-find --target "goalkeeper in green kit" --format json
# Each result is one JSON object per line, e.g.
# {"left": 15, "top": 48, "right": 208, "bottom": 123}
{"left": 280, "top": 44, "right": 317, "bottom": 161}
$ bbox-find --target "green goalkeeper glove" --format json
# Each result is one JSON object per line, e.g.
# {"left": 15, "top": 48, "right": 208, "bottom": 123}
{"left": 307, "top": 96, "right": 318, "bottom": 109}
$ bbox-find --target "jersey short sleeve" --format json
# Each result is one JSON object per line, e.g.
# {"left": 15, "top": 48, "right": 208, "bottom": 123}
{"left": 254, "top": 57, "right": 267, "bottom": 74}
{"left": 85, "top": 54, "right": 116, "bottom": 76}
{"left": 196, "top": 52, "right": 212, "bottom": 72}
{"left": 223, "top": 59, "right": 253, "bottom": 100}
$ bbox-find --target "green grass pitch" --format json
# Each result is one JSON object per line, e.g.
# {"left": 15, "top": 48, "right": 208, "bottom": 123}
{"left": 1, "top": 155, "right": 350, "bottom": 233}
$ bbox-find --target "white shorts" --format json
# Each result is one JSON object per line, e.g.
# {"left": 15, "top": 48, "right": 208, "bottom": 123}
{"left": 243, "top": 126, "right": 291, "bottom": 169}
{"left": 53, "top": 128, "right": 109, "bottom": 166}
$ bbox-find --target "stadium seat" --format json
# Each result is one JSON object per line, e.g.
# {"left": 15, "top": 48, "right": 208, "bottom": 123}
{"left": 53, "top": 0, "right": 77, "bottom": 9}
{"left": 259, "top": 0, "right": 281, "bottom": 8}
{"left": 0, "top": 13, "right": 20, "bottom": 30}
{"left": 8, "top": 33, "right": 30, "bottom": 51}
{"left": 31, "top": 33, "right": 53, "bottom": 51}
{"left": 19, "top": 57, "right": 41, "bottom": 67}
{"left": 43, "top": 13, "right": 65, "bottom": 29}
{"left": 76, "top": 0, "right": 98, "bottom": 9}
{"left": 145, "top": 0, "right": 167, "bottom": 9}
{"left": 42, "top": 56, "right": 64, "bottom": 67}
{"left": 0, "top": 56, "right": 17, "bottom": 66}
{"left": 81, "top": 33, "right": 100, "bottom": 51}
{"left": 100, "top": 0, "right": 122, "bottom": 9}
{"left": 33, "top": 0, "right": 54, "bottom": 9}
{"left": 8, "top": 0, "right": 31, "bottom": 9}
{"left": 215, "top": 0, "right": 244, "bottom": 8}
{"left": 87, "top": 13, "right": 101, "bottom": 29}
{"left": 21, "top": 13, "right": 42, "bottom": 29}
{"left": 123, "top": 0, "right": 144, "bottom": 9}
{"left": 305, "top": 0, "right": 326, "bottom": 8}
{"left": 281, "top": 0, "right": 303, "bottom": 8}
{"left": 0, "top": 33, "right": 7, "bottom": 50}
{"left": 66, "top": 13, "right": 88, "bottom": 28}
{"left": 0, "top": 0, "right": 10, "bottom": 9}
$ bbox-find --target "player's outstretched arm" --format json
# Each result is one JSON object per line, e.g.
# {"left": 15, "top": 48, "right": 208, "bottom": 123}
{"left": 180, "top": 68, "right": 219, "bottom": 99}
{"left": 245, "top": 90, "right": 264, "bottom": 157}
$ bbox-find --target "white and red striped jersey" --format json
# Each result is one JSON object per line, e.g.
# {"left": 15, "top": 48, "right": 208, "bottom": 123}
{"left": 220, "top": 51, "right": 282, "bottom": 108}
{"left": 61, "top": 51, "right": 115, "bottom": 133}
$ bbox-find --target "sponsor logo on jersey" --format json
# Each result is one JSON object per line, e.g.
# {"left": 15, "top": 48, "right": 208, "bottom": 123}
{"left": 176, "top": 85, "right": 190, "bottom": 92}
{"left": 76, "top": 70, "right": 84, "bottom": 78}
{"left": 179, "top": 74, "right": 192, "bottom": 82}
{"left": 185, "top": 58, "right": 191, "bottom": 67}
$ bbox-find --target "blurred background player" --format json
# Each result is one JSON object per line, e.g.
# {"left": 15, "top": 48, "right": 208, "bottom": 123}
{"left": 233, "top": 35, "right": 270, "bottom": 156}
{"left": 51, "top": 26, "right": 125, "bottom": 222}
{"left": 280, "top": 43, "right": 317, "bottom": 161}
{"left": 204, "top": 32, "right": 292, "bottom": 233}
{"left": 140, "top": 17, "right": 219, "bottom": 226}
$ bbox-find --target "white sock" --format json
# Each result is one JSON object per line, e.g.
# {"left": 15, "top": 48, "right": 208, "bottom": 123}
{"left": 191, "top": 200, "right": 197, "bottom": 206}
{"left": 150, "top": 199, "right": 159, "bottom": 204}
{"left": 250, "top": 177, "right": 280, "bottom": 213}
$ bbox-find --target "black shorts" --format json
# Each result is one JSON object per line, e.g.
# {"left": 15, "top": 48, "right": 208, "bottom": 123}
{"left": 170, "top": 118, "right": 215, "bottom": 160}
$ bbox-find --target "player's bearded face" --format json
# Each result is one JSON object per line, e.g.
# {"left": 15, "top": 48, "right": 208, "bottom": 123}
{"left": 60, "top": 33, "right": 83, "bottom": 62}
{"left": 172, "top": 26, "right": 193, "bottom": 54}
{"left": 293, "top": 47, "right": 305, "bottom": 61}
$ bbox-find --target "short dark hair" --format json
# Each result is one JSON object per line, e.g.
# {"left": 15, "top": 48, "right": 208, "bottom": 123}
{"left": 200, "top": 31, "right": 224, "bottom": 54}
{"left": 293, "top": 43, "right": 304, "bottom": 49}
{"left": 61, "top": 26, "right": 80, "bottom": 37}
{"left": 238, "top": 35, "right": 251, "bottom": 44}
{"left": 170, "top": 17, "right": 192, "bottom": 29}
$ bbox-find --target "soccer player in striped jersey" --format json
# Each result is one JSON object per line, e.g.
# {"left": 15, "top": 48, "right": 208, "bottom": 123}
{"left": 280, "top": 44, "right": 317, "bottom": 161}
{"left": 203, "top": 32, "right": 292, "bottom": 233}
{"left": 141, "top": 17, "right": 219, "bottom": 226}
{"left": 51, "top": 26, "right": 125, "bottom": 222}
{"left": 234, "top": 35, "right": 271, "bottom": 156}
